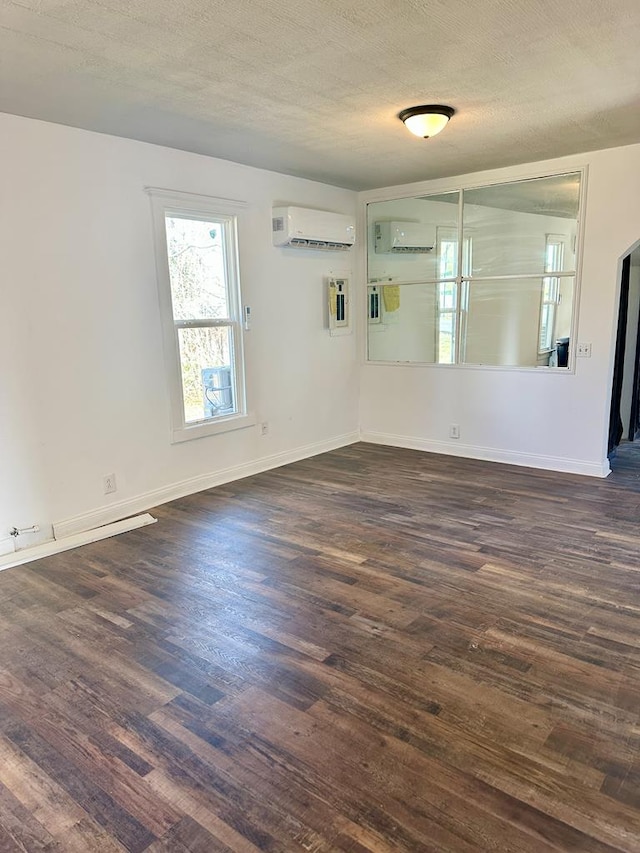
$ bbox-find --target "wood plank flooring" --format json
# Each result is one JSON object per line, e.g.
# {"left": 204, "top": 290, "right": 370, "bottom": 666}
{"left": 1, "top": 442, "right": 640, "bottom": 851}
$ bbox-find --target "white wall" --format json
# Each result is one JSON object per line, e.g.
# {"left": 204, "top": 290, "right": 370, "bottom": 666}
{"left": 359, "top": 144, "right": 640, "bottom": 476}
{"left": 0, "top": 113, "right": 358, "bottom": 544}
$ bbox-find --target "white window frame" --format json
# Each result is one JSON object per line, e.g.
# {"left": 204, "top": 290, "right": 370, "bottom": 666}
{"left": 148, "top": 188, "right": 255, "bottom": 443}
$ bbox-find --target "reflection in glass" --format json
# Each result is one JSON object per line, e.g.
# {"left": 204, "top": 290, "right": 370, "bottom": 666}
{"left": 462, "top": 277, "right": 574, "bottom": 367}
{"left": 367, "top": 284, "right": 438, "bottom": 363}
{"left": 539, "top": 235, "right": 566, "bottom": 352}
{"left": 366, "top": 171, "right": 581, "bottom": 369}
{"left": 437, "top": 281, "right": 457, "bottom": 363}
{"left": 368, "top": 285, "right": 382, "bottom": 324}
{"left": 437, "top": 227, "right": 472, "bottom": 280}
{"left": 463, "top": 173, "right": 580, "bottom": 278}
{"left": 368, "top": 192, "right": 459, "bottom": 283}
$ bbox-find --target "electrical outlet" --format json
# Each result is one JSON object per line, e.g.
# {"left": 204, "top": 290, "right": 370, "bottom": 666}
{"left": 577, "top": 342, "right": 592, "bottom": 358}
{"left": 103, "top": 473, "right": 117, "bottom": 494}
{"left": 260, "top": 422, "right": 269, "bottom": 436}
{"left": 449, "top": 424, "right": 460, "bottom": 439}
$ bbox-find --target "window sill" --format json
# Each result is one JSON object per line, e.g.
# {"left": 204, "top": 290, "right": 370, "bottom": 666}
{"left": 171, "top": 412, "right": 257, "bottom": 444}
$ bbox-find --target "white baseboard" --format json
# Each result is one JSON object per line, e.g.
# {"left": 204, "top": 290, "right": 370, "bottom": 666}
{"left": 0, "top": 514, "right": 156, "bottom": 572}
{"left": 0, "top": 537, "right": 15, "bottom": 557}
{"left": 360, "top": 430, "right": 611, "bottom": 478}
{"left": 53, "top": 431, "right": 361, "bottom": 539}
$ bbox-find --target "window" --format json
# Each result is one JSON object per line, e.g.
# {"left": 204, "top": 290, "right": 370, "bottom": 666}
{"left": 367, "top": 171, "right": 582, "bottom": 369}
{"left": 149, "top": 189, "right": 254, "bottom": 442}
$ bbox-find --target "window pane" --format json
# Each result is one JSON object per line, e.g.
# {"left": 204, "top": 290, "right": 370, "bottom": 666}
{"left": 437, "top": 231, "right": 472, "bottom": 280}
{"left": 165, "top": 216, "right": 229, "bottom": 320}
{"left": 367, "top": 192, "right": 459, "bottom": 283}
{"left": 439, "top": 280, "right": 456, "bottom": 311}
{"left": 539, "top": 303, "right": 554, "bottom": 351}
{"left": 177, "top": 326, "right": 236, "bottom": 423}
{"left": 463, "top": 277, "right": 572, "bottom": 367}
{"left": 438, "top": 312, "right": 455, "bottom": 364}
{"left": 463, "top": 173, "right": 580, "bottom": 277}
{"left": 545, "top": 237, "right": 566, "bottom": 274}
{"left": 439, "top": 239, "right": 457, "bottom": 279}
{"left": 542, "top": 277, "right": 556, "bottom": 302}
{"left": 367, "top": 284, "right": 438, "bottom": 363}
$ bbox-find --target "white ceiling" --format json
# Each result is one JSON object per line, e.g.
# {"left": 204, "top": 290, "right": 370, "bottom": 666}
{"left": 1, "top": 0, "right": 640, "bottom": 190}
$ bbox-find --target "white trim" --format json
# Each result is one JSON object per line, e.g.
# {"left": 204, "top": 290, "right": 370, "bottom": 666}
{"left": 145, "top": 187, "right": 248, "bottom": 213}
{"left": 171, "top": 411, "right": 257, "bottom": 444}
{"left": 359, "top": 155, "right": 591, "bottom": 205}
{"left": 0, "top": 515, "right": 157, "bottom": 572}
{"left": 53, "top": 431, "right": 361, "bottom": 539}
{"left": 148, "top": 189, "right": 249, "bottom": 443}
{"left": 0, "top": 537, "right": 15, "bottom": 557}
{"left": 360, "top": 430, "right": 611, "bottom": 478}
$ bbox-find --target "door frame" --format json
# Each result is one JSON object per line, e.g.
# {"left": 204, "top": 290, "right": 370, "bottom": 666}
{"left": 608, "top": 254, "right": 631, "bottom": 456}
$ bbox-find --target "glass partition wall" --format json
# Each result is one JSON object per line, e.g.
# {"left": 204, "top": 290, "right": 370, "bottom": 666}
{"left": 366, "top": 172, "right": 582, "bottom": 368}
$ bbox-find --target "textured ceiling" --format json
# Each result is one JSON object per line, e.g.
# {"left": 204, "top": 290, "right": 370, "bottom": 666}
{"left": 1, "top": 0, "right": 640, "bottom": 190}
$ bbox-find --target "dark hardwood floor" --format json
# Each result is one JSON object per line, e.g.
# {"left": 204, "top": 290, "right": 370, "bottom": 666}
{"left": 1, "top": 442, "right": 640, "bottom": 851}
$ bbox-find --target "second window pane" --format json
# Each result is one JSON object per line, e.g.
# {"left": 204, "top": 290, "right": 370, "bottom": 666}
{"left": 177, "top": 326, "right": 235, "bottom": 423}
{"left": 463, "top": 277, "right": 574, "bottom": 367}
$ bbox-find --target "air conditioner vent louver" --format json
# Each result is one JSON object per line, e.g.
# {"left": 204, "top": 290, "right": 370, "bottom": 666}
{"left": 289, "top": 237, "right": 352, "bottom": 251}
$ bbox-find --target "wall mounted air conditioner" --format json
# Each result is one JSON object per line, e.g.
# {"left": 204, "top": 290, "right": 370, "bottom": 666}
{"left": 272, "top": 206, "right": 356, "bottom": 251}
{"left": 374, "top": 221, "right": 436, "bottom": 253}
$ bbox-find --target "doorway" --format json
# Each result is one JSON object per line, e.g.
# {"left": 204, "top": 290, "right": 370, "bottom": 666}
{"left": 608, "top": 248, "right": 640, "bottom": 458}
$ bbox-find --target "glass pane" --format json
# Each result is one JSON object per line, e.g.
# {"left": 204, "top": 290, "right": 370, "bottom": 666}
{"left": 438, "top": 312, "right": 455, "bottom": 364}
{"left": 165, "top": 216, "right": 229, "bottom": 320}
{"left": 539, "top": 303, "right": 553, "bottom": 351}
{"left": 367, "top": 284, "right": 438, "bottom": 363}
{"left": 437, "top": 230, "right": 457, "bottom": 279}
{"left": 177, "top": 326, "right": 236, "bottom": 423}
{"left": 545, "top": 236, "right": 566, "bottom": 274}
{"left": 367, "top": 192, "right": 459, "bottom": 284}
{"left": 555, "top": 276, "right": 575, "bottom": 346}
{"left": 439, "top": 280, "right": 456, "bottom": 311}
{"left": 463, "top": 173, "right": 580, "bottom": 277}
{"left": 542, "top": 277, "right": 555, "bottom": 301}
{"left": 463, "top": 277, "right": 574, "bottom": 367}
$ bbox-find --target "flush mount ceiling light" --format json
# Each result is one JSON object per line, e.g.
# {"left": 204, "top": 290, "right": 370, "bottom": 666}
{"left": 398, "top": 105, "right": 455, "bottom": 139}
